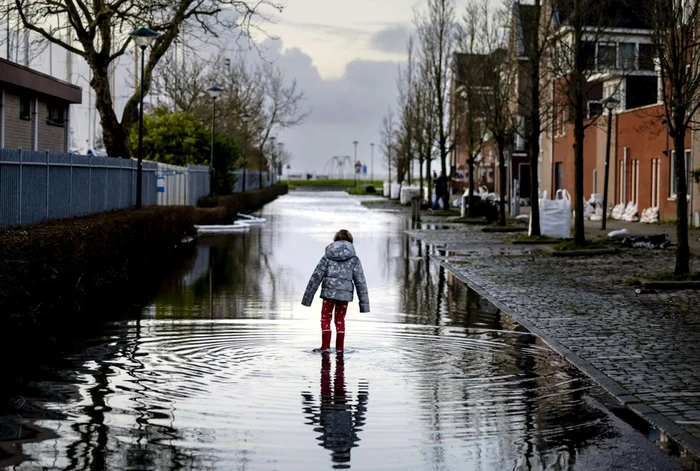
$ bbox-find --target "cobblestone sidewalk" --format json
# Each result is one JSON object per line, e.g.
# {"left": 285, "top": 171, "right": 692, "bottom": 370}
{"left": 407, "top": 221, "right": 700, "bottom": 459}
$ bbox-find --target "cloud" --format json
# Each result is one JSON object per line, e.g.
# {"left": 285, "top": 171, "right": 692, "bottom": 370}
{"left": 282, "top": 21, "right": 370, "bottom": 43}
{"left": 269, "top": 43, "right": 403, "bottom": 173}
{"left": 369, "top": 24, "right": 412, "bottom": 54}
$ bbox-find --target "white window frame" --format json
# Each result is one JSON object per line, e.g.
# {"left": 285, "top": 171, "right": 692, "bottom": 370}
{"left": 597, "top": 42, "right": 618, "bottom": 71}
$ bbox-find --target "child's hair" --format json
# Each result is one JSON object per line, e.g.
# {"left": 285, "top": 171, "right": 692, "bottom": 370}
{"left": 334, "top": 229, "right": 354, "bottom": 244}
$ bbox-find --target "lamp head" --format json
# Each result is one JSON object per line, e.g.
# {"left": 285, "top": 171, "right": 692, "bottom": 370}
{"left": 131, "top": 27, "right": 158, "bottom": 49}
{"left": 603, "top": 96, "right": 620, "bottom": 111}
{"left": 207, "top": 85, "right": 224, "bottom": 99}
{"left": 241, "top": 112, "right": 253, "bottom": 122}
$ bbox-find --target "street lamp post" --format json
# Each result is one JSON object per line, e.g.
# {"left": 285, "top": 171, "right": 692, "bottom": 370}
{"left": 601, "top": 96, "right": 619, "bottom": 230}
{"left": 353, "top": 140, "right": 359, "bottom": 187}
{"left": 370, "top": 142, "right": 374, "bottom": 182}
{"left": 206, "top": 85, "right": 223, "bottom": 196}
{"left": 130, "top": 27, "right": 158, "bottom": 209}
{"left": 265, "top": 136, "right": 275, "bottom": 189}
{"left": 241, "top": 113, "right": 252, "bottom": 192}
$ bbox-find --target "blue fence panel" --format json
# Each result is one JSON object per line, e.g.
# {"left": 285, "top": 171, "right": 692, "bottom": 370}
{"left": 20, "top": 151, "right": 49, "bottom": 225}
{"left": 47, "top": 152, "right": 72, "bottom": 220}
{"left": 0, "top": 150, "right": 232, "bottom": 228}
{"left": 0, "top": 149, "right": 21, "bottom": 227}
{"left": 70, "top": 156, "right": 91, "bottom": 217}
{"left": 89, "top": 159, "right": 108, "bottom": 213}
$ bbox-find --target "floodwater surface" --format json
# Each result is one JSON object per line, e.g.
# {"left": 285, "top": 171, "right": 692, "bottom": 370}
{"left": 0, "top": 192, "right": 687, "bottom": 470}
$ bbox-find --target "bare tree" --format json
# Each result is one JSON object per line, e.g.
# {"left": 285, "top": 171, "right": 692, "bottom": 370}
{"left": 380, "top": 107, "right": 398, "bottom": 184}
{"left": 455, "top": 2, "right": 490, "bottom": 217}
{"left": 255, "top": 62, "right": 310, "bottom": 154}
{"left": 415, "top": 61, "right": 439, "bottom": 203}
{"left": 13, "top": 0, "right": 282, "bottom": 159}
{"left": 466, "top": 0, "right": 515, "bottom": 226}
{"left": 415, "top": 0, "right": 457, "bottom": 182}
{"left": 153, "top": 53, "right": 212, "bottom": 113}
{"left": 544, "top": 0, "right": 633, "bottom": 244}
{"left": 513, "top": 0, "right": 554, "bottom": 235}
{"left": 649, "top": 0, "right": 700, "bottom": 276}
{"left": 396, "top": 38, "right": 417, "bottom": 185}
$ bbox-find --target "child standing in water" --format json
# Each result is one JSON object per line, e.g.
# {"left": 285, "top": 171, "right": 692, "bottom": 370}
{"left": 302, "top": 230, "right": 370, "bottom": 353}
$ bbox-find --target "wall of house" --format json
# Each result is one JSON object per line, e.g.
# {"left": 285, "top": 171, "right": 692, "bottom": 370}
{"left": 37, "top": 98, "right": 67, "bottom": 153}
{"left": 691, "top": 128, "right": 700, "bottom": 227}
{"left": 2, "top": 89, "right": 67, "bottom": 153}
{"left": 3, "top": 90, "right": 33, "bottom": 150}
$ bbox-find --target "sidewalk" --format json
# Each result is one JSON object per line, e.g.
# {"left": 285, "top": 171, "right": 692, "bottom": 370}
{"left": 403, "top": 213, "right": 700, "bottom": 461}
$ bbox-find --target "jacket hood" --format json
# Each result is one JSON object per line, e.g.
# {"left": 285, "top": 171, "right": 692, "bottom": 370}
{"left": 326, "top": 240, "right": 356, "bottom": 261}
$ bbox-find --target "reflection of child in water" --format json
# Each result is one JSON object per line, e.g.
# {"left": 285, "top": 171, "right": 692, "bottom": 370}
{"left": 302, "top": 354, "right": 369, "bottom": 469}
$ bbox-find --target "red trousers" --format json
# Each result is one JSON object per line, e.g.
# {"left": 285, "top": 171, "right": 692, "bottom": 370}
{"left": 321, "top": 299, "right": 347, "bottom": 333}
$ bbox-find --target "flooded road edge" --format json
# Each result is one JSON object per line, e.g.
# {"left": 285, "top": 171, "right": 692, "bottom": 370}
{"left": 436, "top": 256, "right": 700, "bottom": 463}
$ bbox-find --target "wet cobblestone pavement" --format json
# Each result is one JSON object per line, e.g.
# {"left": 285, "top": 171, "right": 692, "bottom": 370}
{"left": 403, "top": 213, "right": 700, "bottom": 460}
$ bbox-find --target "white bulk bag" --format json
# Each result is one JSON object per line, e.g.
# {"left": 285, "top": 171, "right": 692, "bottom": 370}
{"left": 534, "top": 190, "right": 572, "bottom": 239}
{"left": 390, "top": 182, "right": 401, "bottom": 200}
{"left": 383, "top": 182, "right": 390, "bottom": 197}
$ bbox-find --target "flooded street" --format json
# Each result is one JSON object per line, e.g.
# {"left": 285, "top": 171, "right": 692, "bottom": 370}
{"left": 1, "top": 193, "right": 686, "bottom": 470}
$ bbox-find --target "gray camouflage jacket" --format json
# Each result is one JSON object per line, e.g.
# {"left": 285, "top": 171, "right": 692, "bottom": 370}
{"left": 301, "top": 241, "right": 370, "bottom": 312}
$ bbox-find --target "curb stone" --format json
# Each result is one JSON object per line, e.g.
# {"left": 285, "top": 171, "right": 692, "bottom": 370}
{"left": 436, "top": 256, "right": 700, "bottom": 460}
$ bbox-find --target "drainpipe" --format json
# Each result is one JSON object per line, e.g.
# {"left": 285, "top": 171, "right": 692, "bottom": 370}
{"left": 622, "top": 147, "right": 628, "bottom": 205}
{"left": 33, "top": 97, "right": 39, "bottom": 151}
{"left": 0, "top": 88, "right": 5, "bottom": 148}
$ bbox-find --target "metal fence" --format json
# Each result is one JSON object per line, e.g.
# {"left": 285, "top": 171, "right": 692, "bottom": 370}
{"left": 156, "top": 163, "right": 210, "bottom": 206}
{"left": 0, "top": 148, "right": 157, "bottom": 228}
{"left": 231, "top": 169, "right": 278, "bottom": 193}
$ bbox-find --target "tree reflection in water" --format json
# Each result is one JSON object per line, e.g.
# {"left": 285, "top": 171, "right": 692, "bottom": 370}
{"left": 301, "top": 354, "right": 369, "bottom": 469}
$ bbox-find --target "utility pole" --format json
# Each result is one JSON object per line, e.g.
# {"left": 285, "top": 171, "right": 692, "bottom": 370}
{"left": 370, "top": 142, "right": 374, "bottom": 182}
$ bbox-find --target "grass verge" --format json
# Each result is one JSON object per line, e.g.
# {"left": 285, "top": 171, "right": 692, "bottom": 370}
{"left": 553, "top": 240, "right": 610, "bottom": 251}
{"left": 286, "top": 179, "right": 383, "bottom": 190}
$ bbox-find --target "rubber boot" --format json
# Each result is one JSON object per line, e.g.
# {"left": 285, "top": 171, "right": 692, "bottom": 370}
{"left": 335, "top": 333, "right": 345, "bottom": 353}
{"left": 315, "top": 331, "right": 331, "bottom": 352}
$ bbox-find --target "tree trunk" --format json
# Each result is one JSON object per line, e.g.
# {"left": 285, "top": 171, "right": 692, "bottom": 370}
{"left": 419, "top": 157, "right": 425, "bottom": 201}
{"left": 467, "top": 157, "right": 475, "bottom": 217}
{"left": 498, "top": 140, "right": 507, "bottom": 226}
{"left": 92, "top": 66, "right": 132, "bottom": 158}
{"left": 427, "top": 156, "right": 433, "bottom": 207}
{"left": 528, "top": 0, "right": 542, "bottom": 236}
{"left": 529, "top": 111, "right": 541, "bottom": 236}
{"left": 673, "top": 121, "right": 690, "bottom": 277}
{"left": 573, "top": 102, "right": 586, "bottom": 245}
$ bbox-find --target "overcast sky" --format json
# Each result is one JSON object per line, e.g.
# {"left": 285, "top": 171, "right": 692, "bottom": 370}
{"left": 258, "top": 0, "right": 421, "bottom": 177}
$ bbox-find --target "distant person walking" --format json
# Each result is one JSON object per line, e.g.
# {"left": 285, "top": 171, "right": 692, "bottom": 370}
{"left": 302, "top": 229, "right": 370, "bottom": 353}
{"left": 434, "top": 171, "right": 449, "bottom": 210}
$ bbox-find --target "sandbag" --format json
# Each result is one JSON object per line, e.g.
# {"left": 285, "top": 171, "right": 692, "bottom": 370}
{"left": 622, "top": 202, "right": 639, "bottom": 222}
{"left": 611, "top": 203, "right": 626, "bottom": 220}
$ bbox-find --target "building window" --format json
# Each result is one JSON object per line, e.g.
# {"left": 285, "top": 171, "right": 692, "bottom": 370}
{"left": 593, "top": 168, "right": 598, "bottom": 194}
{"left": 19, "top": 97, "right": 30, "bottom": 120}
{"left": 598, "top": 42, "right": 617, "bottom": 70}
{"left": 619, "top": 42, "right": 636, "bottom": 70}
{"left": 670, "top": 149, "right": 692, "bottom": 197}
{"left": 47, "top": 103, "right": 65, "bottom": 126}
{"left": 639, "top": 43, "right": 655, "bottom": 71}
{"left": 588, "top": 101, "right": 603, "bottom": 119}
{"left": 582, "top": 41, "right": 596, "bottom": 70}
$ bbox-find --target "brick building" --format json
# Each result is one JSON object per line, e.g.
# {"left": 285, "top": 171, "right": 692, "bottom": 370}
{"left": 0, "top": 58, "right": 82, "bottom": 152}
